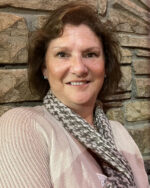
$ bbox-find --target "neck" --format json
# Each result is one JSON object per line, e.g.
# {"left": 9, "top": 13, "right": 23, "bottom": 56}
{"left": 71, "top": 104, "right": 95, "bottom": 125}
{"left": 49, "top": 90, "right": 96, "bottom": 125}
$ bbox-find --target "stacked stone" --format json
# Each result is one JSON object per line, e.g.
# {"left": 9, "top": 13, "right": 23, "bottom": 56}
{"left": 0, "top": 0, "right": 150, "bottom": 180}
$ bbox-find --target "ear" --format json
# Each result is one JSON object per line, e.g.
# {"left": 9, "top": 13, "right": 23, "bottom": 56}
{"left": 42, "top": 64, "right": 48, "bottom": 79}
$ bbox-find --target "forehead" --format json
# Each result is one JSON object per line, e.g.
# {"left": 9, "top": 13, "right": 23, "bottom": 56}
{"left": 61, "top": 24, "right": 97, "bottom": 37}
{"left": 48, "top": 24, "right": 102, "bottom": 48}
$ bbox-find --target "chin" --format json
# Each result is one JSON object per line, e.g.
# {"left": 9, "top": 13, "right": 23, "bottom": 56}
{"left": 70, "top": 96, "right": 95, "bottom": 106}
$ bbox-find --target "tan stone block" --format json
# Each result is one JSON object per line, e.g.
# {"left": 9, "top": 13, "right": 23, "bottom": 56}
{"left": 0, "top": 13, "right": 20, "bottom": 31}
{"left": 36, "top": 15, "right": 49, "bottom": 29}
{"left": 108, "top": 9, "right": 149, "bottom": 34}
{"left": 104, "top": 92, "right": 131, "bottom": 101}
{"left": 97, "top": 0, "right": 107, "bottom": 15}
{"left": 135, "top": 78, "right": 150, "bottom": 98}
{"left": 121, "top": 56, "right": 132, "bottom": 64}
{"left": 138, "top": 0, "right": 150, "bottom": 9}
{"left": 133, "top": 60, "right": 150, "bottom": 75}
{"left": 0, "top": 0, "right": 97, "bottom": 10}
{"left": 118, "top": 34, "right": 150, "bottom": 49}
{"left": 106, "top": 107, "right": 124, "bottom": 124}
{"left": 103, "top": 101, "right": 123, "bottom": 109}
{"left": 0, "top": 13, "right": 28, "bottom": 64}
{"left": 143, "top": 156, "right": 150, "bottom": 161}
{"left": 121, "top": 48, "right": 132, "bottom": 57}
{"left": 119, "top": 66, "right": 132, "bottom": 91}
{"left": 0, "top": 50, "right": 9, "bottom": 63}
{"left": 120, "top": 48, "right": 132, "bottom": 64}
{"left": 113, "top": 0, "right": 150, "bottom": 23}
{"left": 0, "top": 105, "right": 13, "bottom": 117}
{"left": 117, "top": 23, "right": 133, "bottom": 33}
{"left": 136, "top": 49, "right": 150, "bottom": 57}
{"left": 0, "top": 69, "right": 40, "bottom": 103}
{"left": 128, "top": 125, "right": 150, "bottom": 154}
{"left": 35, "top": 0, "right": 107, "bottom": 29}
{"left": 125, "top": 101, "right": 150, "bottom": 121}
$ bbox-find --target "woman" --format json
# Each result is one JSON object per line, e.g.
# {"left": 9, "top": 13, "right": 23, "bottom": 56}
{"left": 0, "top": 1, "right": 149, "bottom": 188}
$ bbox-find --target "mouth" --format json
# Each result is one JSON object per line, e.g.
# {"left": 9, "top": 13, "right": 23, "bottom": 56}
{"left": 66, "top": 81, "right": 90, "bottom": 86}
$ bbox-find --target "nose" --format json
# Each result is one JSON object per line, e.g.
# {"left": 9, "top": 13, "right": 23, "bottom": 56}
{"left": 70, "top": 56, "right": 88, "bottom": 77}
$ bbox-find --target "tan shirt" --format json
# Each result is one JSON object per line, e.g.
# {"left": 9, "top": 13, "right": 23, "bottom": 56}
{"left": 0, "top": 106, "right": 149, "bottom": 188}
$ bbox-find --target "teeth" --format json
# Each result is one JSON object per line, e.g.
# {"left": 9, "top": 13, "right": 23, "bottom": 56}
{"left": 70, "top": 82, "right": 86, "bottom": 86}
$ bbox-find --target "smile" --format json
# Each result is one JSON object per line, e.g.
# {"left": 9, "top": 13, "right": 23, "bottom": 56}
{"left": 67, "top": 81, "right": 90, "bottom": 86}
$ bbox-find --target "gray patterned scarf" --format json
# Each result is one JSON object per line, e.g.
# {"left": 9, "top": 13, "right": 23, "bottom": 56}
{"left": 43, "top": 90, "right": 136, "bottom": 187}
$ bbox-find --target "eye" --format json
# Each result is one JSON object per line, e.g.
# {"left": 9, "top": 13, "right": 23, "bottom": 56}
{"left": 56, "top": 51, "right": 69, "bottom": 58}
{"left": 83, "top": 52, "right": 99, "bottom": 58}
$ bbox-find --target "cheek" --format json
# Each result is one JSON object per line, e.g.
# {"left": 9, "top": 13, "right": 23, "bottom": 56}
{"left": 46, "top": 63, "right": 67, "bottom": 81}
{"left": 91, "top": 64, "right": 105, "bottom": 77}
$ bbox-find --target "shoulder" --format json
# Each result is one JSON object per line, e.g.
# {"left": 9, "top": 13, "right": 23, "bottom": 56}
{"left": 0, "top": 106, "right": 59, "bottom": 146}
{"left": 0, "top": 106, "right": 44, "bottom": 127}
{"left": 109, "top": 120, "right": 132, "bottom": 139}
{"left": 0, "top": 106, "right": 47, "bottom": 142}
{"left": 109, "top": 120, "right": 130, "bottom": 143}
{"left": 0, "top": 105, "right": 44, "bottom": 120}
{"left": 109, "top": 120, "right": 129, "bottom": 136}
{"left": 109, "top": 120, "right": 142, "bottom": 157}
{"left": 0, "top": 106, "right": 50, "bottom": 154}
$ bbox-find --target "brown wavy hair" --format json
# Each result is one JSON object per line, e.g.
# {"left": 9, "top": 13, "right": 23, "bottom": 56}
{"left": 28, "top": 1, "right": 122, "bottom": 101}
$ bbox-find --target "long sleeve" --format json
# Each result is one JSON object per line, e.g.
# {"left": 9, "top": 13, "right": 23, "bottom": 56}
{"left": 0, "top": 108, "right": 52, "bottom": 188}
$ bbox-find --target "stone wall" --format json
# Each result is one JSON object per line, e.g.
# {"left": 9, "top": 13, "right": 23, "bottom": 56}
{"left": 0, "top": 0, "right": 150, "bottom": 180}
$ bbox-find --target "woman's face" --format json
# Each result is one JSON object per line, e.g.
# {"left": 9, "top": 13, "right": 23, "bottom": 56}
{"left": 43, "top": 24, "right": 105, "bottom": 109}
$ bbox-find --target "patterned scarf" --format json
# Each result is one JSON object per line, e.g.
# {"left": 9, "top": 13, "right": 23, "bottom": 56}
{"left": 43, "top": 90, "right": 136, "bottom": 187}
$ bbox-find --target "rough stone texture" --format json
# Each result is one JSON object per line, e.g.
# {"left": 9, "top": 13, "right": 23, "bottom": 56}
{"left": 113, "top": 0, "right": 150, "bottom": 23}
{"left": 119, "top": 66, "right": 132, "bottom": 91}
{"left": 144, "top": 156, "right": 150, "bottom": 161}
{"left": 104, "top": 101, "right": 123, "bottom": 110}
{"left": 135, "top": 49, "right": 150, "bottom": 57}
{"left": 135, "top": 78, "right": 150, "bottom": 98}
{"left": 106, "top": 107, "right": 124, "bottom": 124}
{"left": 139, "top": 0, "right": 150, "bottom": 8}
{"left": 0, "top": 105, "right": 13, "bottom": 117}
{"left": 128, "top": 124, "right": 150, "bottom": 154}
{"left": 36, "top": 15, "right": 49, "bottom": 30}
{"left": 120, "top": 48, "right": 132, "bottom": 64}
{"left": 23, "top": 0, "right": 107, "bottom": 30}
{"left": 125, "top": 101, "right": 150, "bottom": 122}
{"left": 97, "top": 0, "right": 107, "bottom": 15}
{"left": 133, "top": 60, "right": 150, "bottom": 75}
{"left": 0, "top": 13, "right": 28, "bottom": 64}
{"left": 121, "top": 56, "right": 132, "bottom": 64}
{"left": 108, "top": 8, "right": 149, "bottom": 34}
{"left": 0, "top": 0, "right": 98, "bottom": 10}
{"left": 104, "top": 92, "right": 131, "bottom": 101}
{"left": 121, "top": 48, "right": 132, "bottom": 57}
{"left": 0, "top": 69, "right": 40, "bottom": 103}
{"left": 118, "top": 34, "right": 150, "bottom": 49}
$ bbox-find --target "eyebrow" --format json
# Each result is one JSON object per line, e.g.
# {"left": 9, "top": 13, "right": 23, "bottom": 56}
{"left": 82, "top": 47, "right": 101, "bottom": 51}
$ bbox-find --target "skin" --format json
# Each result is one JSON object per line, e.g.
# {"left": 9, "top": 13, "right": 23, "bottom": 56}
{"left": 43, "top": 24, "right": 105, "bottom": 125}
